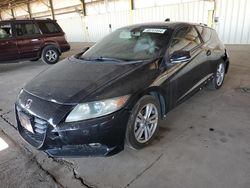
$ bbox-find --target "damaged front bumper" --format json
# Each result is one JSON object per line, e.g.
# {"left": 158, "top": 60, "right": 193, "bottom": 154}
{"left": 15, "top": 90, "right": 129, "bottom": 157}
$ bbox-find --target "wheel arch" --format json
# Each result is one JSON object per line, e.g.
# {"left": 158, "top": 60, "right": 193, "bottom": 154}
{"left": 126, "top": 87, "right": 168, "bottom": 119}
{"left": 223, "top": 49, "right": 230, "bottom": 74}
{"left": 39, "top": 43, "right": 61, "bottom": 57}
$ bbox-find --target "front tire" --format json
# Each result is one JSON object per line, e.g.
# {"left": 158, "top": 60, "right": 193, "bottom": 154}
{"left": 126, "top": 95, "right": 160, "bottom": 150}
{"left": 207, "top": 62, "right": 225, "bottom": 90}
{"left": 41, "top": 45, "right": 60, "bottom": 64}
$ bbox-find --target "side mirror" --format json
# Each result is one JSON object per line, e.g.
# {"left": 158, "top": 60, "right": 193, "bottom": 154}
{"left": 75, "top": 47, "right": 90, "bottom": 58}
{"left": 170, "top": 50, "right": 191, "bottom": 64}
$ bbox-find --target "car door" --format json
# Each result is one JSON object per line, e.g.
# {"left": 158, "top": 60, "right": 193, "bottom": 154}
{"left": 195, "top": 25, "right": 215, "bottom": 75}
{"left": 0, "top": 22, "right": 19, "bottom": 62}
{"left": 14, "top": 21, "right": 43, "bottom": 59}
{"left": 167, "top": 26, "right": 207, "bottom": 103}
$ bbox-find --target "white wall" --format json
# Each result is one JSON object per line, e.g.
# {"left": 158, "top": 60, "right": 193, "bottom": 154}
{"left": 85, "top": 0, "right": 130, "bottom": 15}
{"left": 58, "top": 0, "right": 250, "bottom": 44}
{"left": 1, "top": 0, "right": 250, "bottom": 44}
{"left": 57, "top": 13, "right": 86, "bottom": 42}
{"left": 214, "top": 0, "right": 250, "bottom": 44}
{"left": 56, "top": 0, "right": 212, "bottom": 42}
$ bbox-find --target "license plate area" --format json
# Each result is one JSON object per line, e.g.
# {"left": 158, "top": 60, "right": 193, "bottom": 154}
{"left": 18, "top": 112, "right": 34, "bottom": 134}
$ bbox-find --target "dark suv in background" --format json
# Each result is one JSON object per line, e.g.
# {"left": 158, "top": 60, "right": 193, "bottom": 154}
{"left": 0, "top": 19, "right": 70, "bottom": 64}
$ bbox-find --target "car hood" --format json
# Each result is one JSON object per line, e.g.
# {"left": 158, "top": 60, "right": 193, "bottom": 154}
{"left": 24, "top": 57, "right": 149, "bottom": 104}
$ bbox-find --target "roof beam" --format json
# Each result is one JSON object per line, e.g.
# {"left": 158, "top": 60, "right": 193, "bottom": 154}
{"left": 39, "top": 0, "right": 49, "bottom": 7}
{"left": 0, "top": 0, "right": 31, "bottom": 9}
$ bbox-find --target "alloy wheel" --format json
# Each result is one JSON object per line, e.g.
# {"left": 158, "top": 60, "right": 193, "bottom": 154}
{"left": 134, "top": 103, "right": 159, "bottom": 143}
{"left": 216, "top": 63, "right": 225, "bottom": 86}
{"left": 45, "top": 50, "right": 58, "bottom": 62}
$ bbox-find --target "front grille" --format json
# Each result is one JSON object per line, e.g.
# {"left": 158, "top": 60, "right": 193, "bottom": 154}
{"left": 34, "top": 117, "right": 47, "bottom": 135}
{"left": 17, "top": 109, "right": 48, "bottom": 148}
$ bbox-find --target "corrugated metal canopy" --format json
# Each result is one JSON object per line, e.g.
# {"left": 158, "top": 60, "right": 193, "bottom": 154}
{"left": 0, "top": 0, "right": 33, "bottom": 9}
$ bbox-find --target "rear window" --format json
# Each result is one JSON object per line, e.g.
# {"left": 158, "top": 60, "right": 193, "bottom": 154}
{"left": 38, "top": 22, "right": 61, "bottom": 34}
{"left": 196, "top": 26, "right": 211, "bottom": 42}
{"left": 0, "top": 23, "right": 12, "bottom": 39}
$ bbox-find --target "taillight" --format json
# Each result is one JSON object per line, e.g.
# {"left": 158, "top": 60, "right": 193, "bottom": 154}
{"left": 64, "top": 33, "right": 68, "bottom": 41}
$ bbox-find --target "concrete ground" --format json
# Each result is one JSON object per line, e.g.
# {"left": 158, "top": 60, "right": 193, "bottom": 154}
{"left": 0, "top": 130, "right": 61, "bottom": 188}
{"left": 0, "top": 43, "right": 250, "bottom": 188}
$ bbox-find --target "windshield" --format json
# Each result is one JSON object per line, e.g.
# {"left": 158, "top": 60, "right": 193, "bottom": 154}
{"left": 81, "top": 27, "right": 168, "bottom": 61}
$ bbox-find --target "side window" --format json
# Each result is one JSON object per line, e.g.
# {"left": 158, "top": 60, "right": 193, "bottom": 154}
{"left": 196, "top": 25, "right": 211, "bottom": 42}
{"left": 38, "top": 22, "right": 60, "bottom": 34}
{"left": 14, "top": 23, "right": 40, "bottom": 36}
{"left": 170, "top": 26, "right": 201, "bottom": 54}
{"left": 0, "top": 23, "right": 12, "bottom": 39}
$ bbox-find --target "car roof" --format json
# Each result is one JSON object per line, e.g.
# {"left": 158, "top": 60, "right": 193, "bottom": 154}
{"left": 0, "top": 20, "right": 213, "bottom": 31}
{"left": 120, "top": 21, "right": 213, "bottom": 30}
{"left": 0, "top": 19, "right": 56, "bottom": 23}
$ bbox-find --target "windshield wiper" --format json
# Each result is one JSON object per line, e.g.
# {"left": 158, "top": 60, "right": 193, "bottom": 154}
{"left": 93, "top": 56, "right": 124, "bottom": 62}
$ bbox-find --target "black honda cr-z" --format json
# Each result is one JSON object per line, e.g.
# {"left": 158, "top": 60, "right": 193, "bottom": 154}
{"left": 15, "top": 22, "right": 229, "bottom": 157}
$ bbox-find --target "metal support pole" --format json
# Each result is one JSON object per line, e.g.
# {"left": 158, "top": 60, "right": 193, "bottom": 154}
{"left": 130, "top": 0, "right": 134, "bottom": 10}
{"left": 27, "top": 2, "right": 32, "bottom": 18}
{"left": 49, "top": 0, "right": 55, "bottom": 20}
{"left": 11, "top": 9, "right": 15, "bottom": 19}
{"left": 207, "top": 0, "right": 215, "bottom": 27}
{"left": 80, "top": 0, "right": 86, "bottom": 16}
{"left": 129, "top": 0, "right": 134, "bottom": 24}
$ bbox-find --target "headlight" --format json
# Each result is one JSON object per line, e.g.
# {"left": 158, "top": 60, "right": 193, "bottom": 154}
{"left": 65, "top": 95, "right": 130, "bottom": 122}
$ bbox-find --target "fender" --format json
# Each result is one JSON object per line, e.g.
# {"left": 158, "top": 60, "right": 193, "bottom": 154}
{"left": 125, "top": 86, "right": 168, "bottom": 119}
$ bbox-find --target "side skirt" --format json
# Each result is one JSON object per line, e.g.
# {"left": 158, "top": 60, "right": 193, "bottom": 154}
{"left": 176, "top": 73, "right": 214, "bottom": 105}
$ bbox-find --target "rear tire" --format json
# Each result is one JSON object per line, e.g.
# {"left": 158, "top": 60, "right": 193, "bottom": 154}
{"left": 207, "top": 62, "right": 225, "bottom": 90}
{"left": 41, "top": 45, "right": 60, "bottom": 64}
{"left": 126, "top": 95, "right": 160, "bottom": 150}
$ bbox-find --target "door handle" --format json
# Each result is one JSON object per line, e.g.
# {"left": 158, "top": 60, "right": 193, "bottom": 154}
{"left": 206, "top": 50, "right": 211, "bottom": 56}
{"left": 31, "top": 39, "right": 41, "bottom": 42}
{"left": 1, "top": 41, "right": 10, "bottom": 45}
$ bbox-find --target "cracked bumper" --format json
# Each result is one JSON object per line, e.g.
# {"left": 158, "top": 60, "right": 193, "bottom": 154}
{"left": 15, "top": 90, "right": 130, "bottom": 157}
{"left": 16, "top": 106, "right": 129, "bottom": 157}
{"left": 44, "top": 110, "right": 130, "bottom": 157}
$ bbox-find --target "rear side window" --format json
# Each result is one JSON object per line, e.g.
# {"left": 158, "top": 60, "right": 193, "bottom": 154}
{"left": 196, "top": 26, "right": 211, "bottom": 42}
{"left": 14, "top": 23, "right": 40, "bottom": 36}
{"left": 169, "top": 26, "right": 201, "bottom": 54}
{"left": 38, "top": 22, "right": 61, "bottom": 34}
{"left": 0, "top": 23, "right": 12, "bottom": 39}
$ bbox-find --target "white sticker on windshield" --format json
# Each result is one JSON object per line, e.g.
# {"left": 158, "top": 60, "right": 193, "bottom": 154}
{"left": 143, "top": 28, "right": 166, "bottom": 34}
